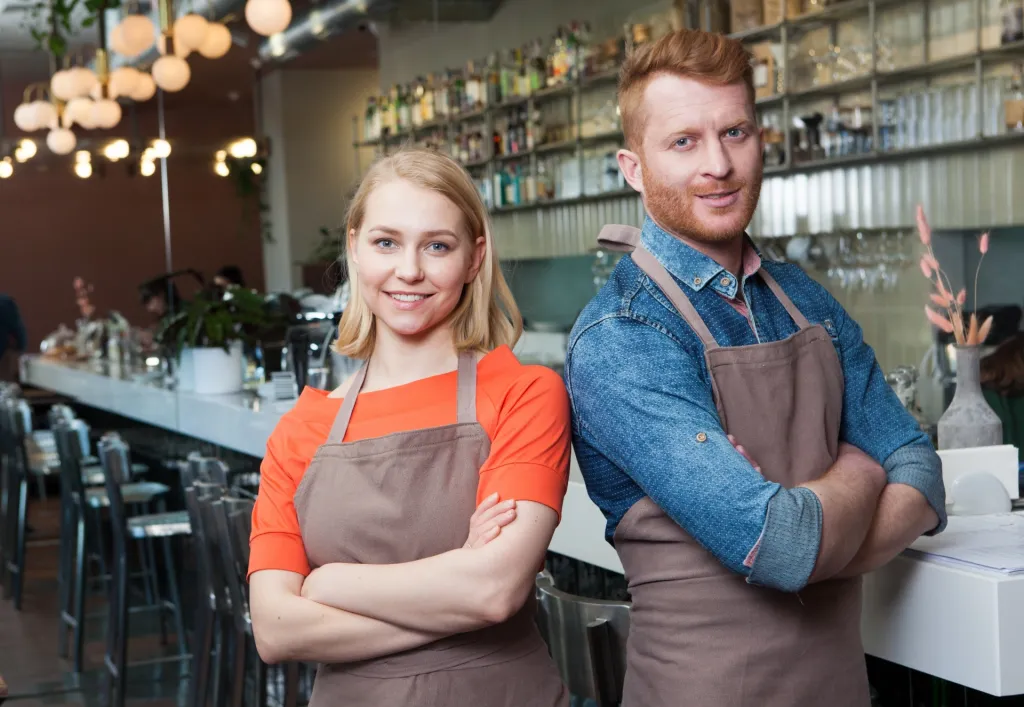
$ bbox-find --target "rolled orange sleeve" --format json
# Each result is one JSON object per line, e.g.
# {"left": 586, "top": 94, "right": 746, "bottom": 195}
{"left": 248, "top": 420, "right": 313, "bottom": 580}
{"left": 477, "top": 367, "right": 571, "bottom": 518}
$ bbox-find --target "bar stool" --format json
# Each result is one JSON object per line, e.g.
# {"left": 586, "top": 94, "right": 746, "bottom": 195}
{"left": 0, "top": 396, "right": 31, "bottom": 609}
{"left": 97, "top": 433, "right": 191, "bottom": 707}
{"left": 534, "top": 571, "right": 631, "bottom": 707}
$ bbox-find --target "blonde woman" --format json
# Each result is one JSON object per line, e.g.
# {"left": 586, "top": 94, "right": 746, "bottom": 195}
{"left": 248, "top": 149, "right": 570, "bottom": 706}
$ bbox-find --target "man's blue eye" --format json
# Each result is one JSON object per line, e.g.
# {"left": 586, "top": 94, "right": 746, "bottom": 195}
{"left": 675, "top": 137, "right": 691, "bottom": 148}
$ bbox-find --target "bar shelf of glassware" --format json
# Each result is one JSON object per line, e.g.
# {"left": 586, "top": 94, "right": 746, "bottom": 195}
{"left": 350, "top": 0, "right": 1024, "bottom": 215}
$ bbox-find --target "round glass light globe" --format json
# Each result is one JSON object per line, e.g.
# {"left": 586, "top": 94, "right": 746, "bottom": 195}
{"left": 13, "top": 103, "right": 37, "bottom": 131}
{"left": 31, "top": 101, "right": 58, "bottom": 131}
{"left": 245, "top": 0, "right": 292, "bottom": 37}
{"left": 0, "top": 161, "right": 12, "bottom": 179}
{"left": 130, "top": 72, "right": 157, "bottom": 102}
{"left": 68, "top": 67, "right": 98, "bottom": 98}
{"left": 47, "top": 128, "right": 77, "bottom": 155}
{"left": 152, "top": 55, "right": 191, "bottom": 92}
{"left": 50, "top": 69, "right": 76, "bottom": 101}
{"left": 92, "top": 99, "right": 122, "bottom": 130}
{"left": 109, "top": 67, "right": 140, "bottom": 99}
{"left": 198, "top": 22, "right": 232, "bottom": 59}
{"left": 174, "top": 14, "right": 210, "bottom": 50}
{"left": 157, "top": 33, "right": 192, "bottom": 58}
{"left": 119, "top": 15, "right": 156, "bottom": 57}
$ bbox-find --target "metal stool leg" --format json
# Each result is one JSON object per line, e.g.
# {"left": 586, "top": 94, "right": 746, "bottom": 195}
{"left": 56, "top": 493, "right": 74, "bottom": 659}
{"left": 229, "top": 630, "right": 246, "bottom": 707}
{"left": 103, "top": 548, "right": 129, "bottom": 707}
{"left": 70, "top": 510, "right": 87, "bottom": 674}
{"left": 253, "top": 652, "right": 268, "bottom": 707}
{"left": 187, "top": 599, "right": 215, "bottom": 707}
{"left": 9, "top": 477, "right": 27, "bottom": 610}
{"left": 159, "top": 534, "right": 187, "bottom": 656}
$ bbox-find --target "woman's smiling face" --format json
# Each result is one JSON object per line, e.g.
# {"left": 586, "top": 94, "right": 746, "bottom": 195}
{"left": 349, "top": 178, "right": 485, "bottom": 341}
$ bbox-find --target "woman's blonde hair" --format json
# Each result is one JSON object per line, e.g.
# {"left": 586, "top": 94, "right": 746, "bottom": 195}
{"left": 334, "top": 148, "right": 522, "bottom": 359}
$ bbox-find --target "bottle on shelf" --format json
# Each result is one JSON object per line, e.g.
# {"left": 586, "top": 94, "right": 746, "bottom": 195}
{"left": 499, "top": 50, "right": 516, "bottom": 103}
{"left": 466, "top": 61, "right": 482, "bottom": 111}
{"left": 493, "top": 119, "right": 504, "bottom": 157}
{"left": 515, "top": 48, "right": 531, "bottom": 98}
{"left": 397, "top": 86, "right": 412, "bottom": 133}
{"left": 364, "top": 96, "right": 378, "bottom": 142}
{"left": 529, "top": 39, "right": 546, "bottom": 93}
{"left": 412, "top": 79, "right": 425, "bottom": 128}
{"left": 421, "top": 76, "right": 436, "bottom": 125}
{"left": 487, "top": 54, "right": 502, "bottom": 106}
{"left": 452, "top": 70, "right": 466, "bottom": 115}
{"left": 384, "top": 88, "right": 398, "bottom": 137}
{"left": 1001, "top": 0, "right": 1024, "bottom": 44}
{"left": 1006, "top": 64, "right": 1024, "bottom": 132}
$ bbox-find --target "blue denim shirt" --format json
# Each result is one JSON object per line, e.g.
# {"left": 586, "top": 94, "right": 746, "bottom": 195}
{"left": 565, "top": 218, "right": 946, "bottom": 593}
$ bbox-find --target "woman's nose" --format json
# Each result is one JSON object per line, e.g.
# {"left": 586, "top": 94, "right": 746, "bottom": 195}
{"left": 394, "top": 249, "right": 424, "bottom": 281}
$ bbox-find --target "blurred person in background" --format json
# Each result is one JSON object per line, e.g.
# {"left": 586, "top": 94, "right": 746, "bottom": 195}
{"left": 0, "top": 293, "right": 27, "bottom": 382}
{"left": 981, "top": 332, "right": 1024, "bottom": 462}
{"left": 213, "top": 265, "right": 246, "bottom": 289}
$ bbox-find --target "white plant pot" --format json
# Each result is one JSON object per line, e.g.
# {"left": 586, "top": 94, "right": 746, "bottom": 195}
{"left": 177, "top": 348, "right": 196, "bottom": 392}
{"left": 190, "top": 341, "right": 244, "bottom": 395}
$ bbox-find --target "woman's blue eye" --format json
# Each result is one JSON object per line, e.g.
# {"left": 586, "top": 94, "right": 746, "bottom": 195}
{"left": 428, "top": 242, "right": 450, "bottom": 253}
{"left": 374, "top": 238, "right": 395, "bottom": 248}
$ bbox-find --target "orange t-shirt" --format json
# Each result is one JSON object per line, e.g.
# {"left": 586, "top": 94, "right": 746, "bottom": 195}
{"left": 248, "top": 345, "right": 570, "bottom": 578}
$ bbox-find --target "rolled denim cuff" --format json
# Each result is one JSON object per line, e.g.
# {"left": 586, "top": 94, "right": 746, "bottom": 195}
{"left": 884, "top": 443, "right": 948, "bottom": 535}
{"left": 746, "top": 487, "right": 822, "bottom": 593}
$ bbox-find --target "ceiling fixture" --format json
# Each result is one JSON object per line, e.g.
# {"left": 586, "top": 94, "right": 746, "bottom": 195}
{"left": 140, "top": 148, "right": 157, "bottom": 176}
{"left": 74, "top": 150, "right": 93, "bottom": 179}
{"left": 227, "top": 137, "right": 258, "bottom": 159}
{"left": 47, "top": 128, "right": 77, "bottom": 155}
{"left": 151, "top": 139, "right": 172, "bottom": 159}
{"left": 245, "top": 0, "right": 292, "bottom": 36}
{"left": 110, "top": 13, "right": 157, "bottom": 57}
{"left": 103, "top": 139, "right": 131, "bottom": 161}
{"left": 14, "top": 139, "right": 37, "bottom": 162}
{"left": 0, "top": 158, "right": 13, "bottom": 179}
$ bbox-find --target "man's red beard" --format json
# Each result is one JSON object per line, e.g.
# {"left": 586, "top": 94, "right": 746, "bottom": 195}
{"left": 643, "top": 164, "right": 763, "bottom": 244}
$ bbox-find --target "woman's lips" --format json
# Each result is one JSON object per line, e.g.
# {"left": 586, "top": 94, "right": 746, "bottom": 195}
{"left": 385, "top": 292, "right": 432, "bottom": 311}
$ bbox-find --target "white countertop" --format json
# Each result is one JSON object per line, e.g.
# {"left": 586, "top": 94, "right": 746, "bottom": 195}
{"left": 20, "top": 355, "right": 1024, "bottom": 697}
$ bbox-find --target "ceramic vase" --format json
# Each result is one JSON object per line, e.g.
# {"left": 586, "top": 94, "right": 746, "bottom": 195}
{"left": 937, "top": 345, "right": 1003, "bottom": 450}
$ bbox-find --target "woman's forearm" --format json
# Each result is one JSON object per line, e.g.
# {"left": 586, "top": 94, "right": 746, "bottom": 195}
{"left": 249, "top": 572, "right": 444, "bottom": 664}
{"left": 301, "top": 503, "right": 557, "bottom": 634}
{"left": 301, "top": 548, "right": 514, "bottom": 634}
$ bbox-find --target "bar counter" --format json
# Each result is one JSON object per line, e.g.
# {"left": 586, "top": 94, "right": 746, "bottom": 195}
{"left": 19, "top": 355, "right": 1024, "bottom": 698}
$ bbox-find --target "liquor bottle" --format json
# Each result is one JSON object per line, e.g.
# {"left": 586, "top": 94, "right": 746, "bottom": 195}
{"left": 412, "top": 80, "right": 425, "bottom": 128}
{"left": 452, "top": 70, "right": 466, "bottom": 115}
{"left": 465, "top": 62, "right": 481, "bottom": 111}
{"left": 1006, "top": 64, "right": 1024, "bottom": 132}
{"left": 493, "top": 119, "right": 504, "bottom": 156}
{"left": 515, "top": 48, "right": 530, "bottom": 97}
{"left": 487, "top": 54, "right": 502, "bottom": 106}
{"left": 548, "top": 28, "right": 565, "bottom": 86}
{"left": 384, "top": 88, "right": 398, "bottom": 136}
{"left": 499, "top": 50, "right": 515, "bottom": 103}
{"left": 397, "top": 86, "right": 411, "bottom": 133}
{"left": 364, "top": 96, "right": 377, "bottom": 141}
{"left": 1001, "top": 0, "right": 1024, "bottom": 44}
{"left": 435, "top": 72, "right": 450, "bottom": 119}
{"left": 422, "top": 75, "right": 436, "bottom": 124}
{"left": 529, "top": 39, "right": 545, "bottom": 92}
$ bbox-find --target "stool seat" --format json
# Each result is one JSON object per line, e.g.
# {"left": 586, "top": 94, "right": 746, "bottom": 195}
{"left": 127, "top": 511, "right": 191, "bottom": 539}
{"left": 86, "top": 482, "right": 169, "bottom": 508}
{"left": 81, "top": 463, "right": 148, "bottom": 486}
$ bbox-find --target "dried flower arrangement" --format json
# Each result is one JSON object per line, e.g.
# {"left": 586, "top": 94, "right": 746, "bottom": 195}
{"left": 916, "top": 205, "right": 993, "bottom": 346}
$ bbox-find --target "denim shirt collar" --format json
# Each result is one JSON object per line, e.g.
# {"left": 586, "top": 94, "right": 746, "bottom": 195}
{"left": 639, "top": 216, "right": 761, "bottom": 300}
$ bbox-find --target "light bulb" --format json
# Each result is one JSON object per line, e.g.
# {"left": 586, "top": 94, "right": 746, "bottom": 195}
{"left": 74, "top": 161, "right": 93, "bottom": 179}
{"left": 215, "top": 161, "right": 230, "bottom": 177}
{"left": 13, "top": 103, "right": 37, "bottom": 131}
{"left": 68, "top": 67, "right": 98, "bottom": 99}
{"left": 109, "top": 67, "right": 140, "bottom": 99}
{"left": 14, "top": 147, "right": 26, "bottom": 163}
{"left": 65, "top": 97, "right": 96, "bottom": 130}
{"left": 92, "top": 99, "right": 122, "bottom": 130}
{"left": 174, "top": 14, "right": 210, "bottom": 50}
{"left": 251, "top": 162, "right": 263, "bottom": 174}
{"left": 130, "top": 72, "right": 157, "bottom": 102}
{"left": 198, "top": 22, "right": 232, "bottom": 59}
{"left": 50, "top": 69, "right": 76, "bottom": 101}
{"left": 30, "top": 101, "right": 58, "bottom": 131}
{"left": 46, "top": 128, "right": 77, "bottom": 155}
{"left": 229, "top": 137, "right": 258, "bottom": 158}
{"left": 118, "top": 14, "right": 156, "bottom": 57}
{"left": 18, "top": 139, "right": 37, "bottom": 159}
{"left": 151, "top": 139, "right": 172, "bottom": 159}
{"left": 245, "top": 0, "right": 292, "bottom": 37}
{"left": 152, "top": 55, "right": 191, "bottom": 92}
{"left": 104, "top": 139, "right": 130, "bottom": 161}
{"left": 215, "top": 150, "right": 227, "bottom": 161}
{"left": 0, "top": 160, "right": 12, "bottom": 179}
{"left": 75, "top": 150, "right": 91, "bottom": 164}
{"left": 140, "top": 159, "right": 156, "bottom": 177}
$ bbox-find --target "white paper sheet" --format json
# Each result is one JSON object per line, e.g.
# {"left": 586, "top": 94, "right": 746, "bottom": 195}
{"left": 907, "top": 513, "right": 1024, "bottom": 574}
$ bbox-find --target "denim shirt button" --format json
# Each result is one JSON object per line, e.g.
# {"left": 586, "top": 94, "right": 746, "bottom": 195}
{"left": 695, "top": 432, "right": 708, "bottom": 443}
{"left": 694, "top": 277, "right": 702, "bottom": 286}
{"left": 719, "top": 277, "right": 730, "bottom": 287}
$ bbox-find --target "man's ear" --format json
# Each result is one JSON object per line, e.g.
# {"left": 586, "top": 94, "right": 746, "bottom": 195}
{"left": 617, "top": 148, "right": 644, "bottom": 194}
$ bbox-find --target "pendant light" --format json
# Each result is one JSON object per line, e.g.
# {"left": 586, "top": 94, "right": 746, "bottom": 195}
{"left": 245, "top": 0, "right": 292, "bottom": 37}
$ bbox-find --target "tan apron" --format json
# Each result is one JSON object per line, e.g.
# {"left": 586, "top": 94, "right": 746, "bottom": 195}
{"left": 598, "top": 225, "right": 868, "bottom": 707}
{"left": 293, "top": 352, "right": 568, "bottom": 707}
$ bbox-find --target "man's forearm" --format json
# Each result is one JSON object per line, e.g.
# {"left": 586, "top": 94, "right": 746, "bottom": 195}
{"left": 834, "top": 483, "right": 939, "bottom": 578}
{"left": 801, "top": 453, "right": 886, "bottom": 582}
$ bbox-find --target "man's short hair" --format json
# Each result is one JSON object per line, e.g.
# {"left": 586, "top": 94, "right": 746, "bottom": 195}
{"left": 618, "top": 29, "right": 755, "bottom": 150}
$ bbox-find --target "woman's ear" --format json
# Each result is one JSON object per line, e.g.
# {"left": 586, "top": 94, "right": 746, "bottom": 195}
{"left": 347, "top": 229, "right": 359, "bottom": 268}
{"left": 466, "top": 236, "right": 486, "bottom": 283}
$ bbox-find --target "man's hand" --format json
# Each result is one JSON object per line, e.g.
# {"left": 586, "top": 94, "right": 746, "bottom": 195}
{"left": 727, "top": 435, "right": 761, "bottom": 473}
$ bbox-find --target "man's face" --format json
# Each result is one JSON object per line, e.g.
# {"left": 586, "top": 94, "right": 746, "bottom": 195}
{"left": 145, "top": 295, "right": 167, "bottom": 317}
{"left": 618, "top": 74, "right": 763, "bottom": 244}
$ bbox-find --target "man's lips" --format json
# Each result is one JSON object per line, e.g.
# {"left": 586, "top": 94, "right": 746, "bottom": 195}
{"left": 695, "top": 189, "right": 741, "bottom": 208}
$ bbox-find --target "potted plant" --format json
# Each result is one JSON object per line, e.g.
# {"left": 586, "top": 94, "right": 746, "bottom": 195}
{"left": 301, "top": 226, "right": 346, "bottom": 294}
{"left": 156, "top": 287, "right": 290, "bottom": 395}
{"left": 917, "top": 205, "right": 1001, "bottom": 450}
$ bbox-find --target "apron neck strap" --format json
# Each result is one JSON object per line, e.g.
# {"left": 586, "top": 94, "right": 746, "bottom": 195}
{"left": 757, "top": 268, "right": 811, "bottom": 330}
{"left": 327, "top": 351, "right": 478, "bottom": 444}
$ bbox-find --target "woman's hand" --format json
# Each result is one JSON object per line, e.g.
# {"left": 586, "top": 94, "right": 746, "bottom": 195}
{"left": 464, "top": 493, "right": 517, "bottom": 549}
{"left": 727, "top": 434, "right": 761, "bottom": 473}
